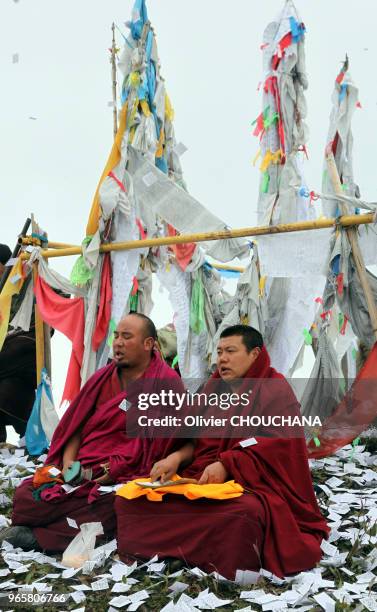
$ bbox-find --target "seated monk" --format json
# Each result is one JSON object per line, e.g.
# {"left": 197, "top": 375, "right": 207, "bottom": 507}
{"left": 0, "top": 313, "right": 192, "bottom": 552}
{"left": 115, "top": 325, "right": 329, "bottom": 579}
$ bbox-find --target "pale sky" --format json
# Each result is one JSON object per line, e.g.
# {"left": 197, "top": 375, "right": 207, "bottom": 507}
{"left": 1, "top": 0, "right": 377, "bottom": 403}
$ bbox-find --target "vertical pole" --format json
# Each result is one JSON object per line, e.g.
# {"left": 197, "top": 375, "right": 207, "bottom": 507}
{"left": 326, "top": 153, "right": 377, "bottom": 341}
{"left": 111, "top": 23, "right": 118, "bottom": 140}
{"left": 30, "top": 214, "right": 45, "bottom": 385}
{"left": 32, "top": 264, "right": 45, "bottom": 385}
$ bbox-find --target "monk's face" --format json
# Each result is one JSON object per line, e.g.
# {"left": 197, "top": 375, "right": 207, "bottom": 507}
{"left": 217, "top": 335, "right": 260, "bottom": 381}
{"left": 113, "top": 315, "right": 155, "bottom": 368}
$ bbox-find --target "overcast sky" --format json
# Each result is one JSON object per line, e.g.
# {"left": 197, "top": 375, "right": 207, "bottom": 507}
{"left": 1, "top": 0, "right": 377, "bottom": 403}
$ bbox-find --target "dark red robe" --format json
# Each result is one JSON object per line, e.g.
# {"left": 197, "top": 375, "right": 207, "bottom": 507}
{"left": 115, "top": 347, "right": 329, "bottom": 578}
{"left": 12, "top": 353, "right": 183, "bottom": 552}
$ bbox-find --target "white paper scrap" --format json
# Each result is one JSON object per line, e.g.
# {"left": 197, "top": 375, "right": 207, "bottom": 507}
{"left": 128, "top": 602, "right": 146, "bottom": 611}
{"left": 235, "top": 569, "right": 260, "bottom": 585}
{"left": 111, "top": 561, "right": 137, "bottom": 581}
{"left": 13, "top": 564, "right": 31, "bottom": 574}
{"left": 360, "top": 596, "right": 377, "bottom": 611}
{"left": 119, "top": 399, "right": 131, "bottom": 412}
{"left": 239, "top": 438, "right": 258, "bottom": 448}
{"left": 82, "top": 560, "right": 96, "bottom": 574}
{"left": 48, "top": 466, "right": 61, "bottom": 477}
{"left": 320, "top": 539, "right": 338, "bottom": 556}
{"left": 71, "top": 584, "right": 92, "bottom": 592}
{"left": 313, "top": 592, "right": 336, "bottom": 611}
{"left": 147, "top": 561, "right": 166, "bottom": 573}
{"left": 62, "top": 567, "right": 81, "bottom": 579}
{"left": 356, "top": 571, "right": 376, "bottom": 584}
{"left": 67, "top": 517, "right": 79, "bottom": 529}
{"left": 111, "top": 582, "right": 131, "bottom": 593}
{"left": 169, "top": 581, "right": 188, "bottom": 594}
{"left": 91, "top": 577, "right": 109, "bottom": 591}
{"left": 142, "top": 172, "right": 157, "bottom": 188}
{"left": 128, "top": 589, "right": 149, "bottom": 603}
{"left": 262, "top": 602, "right": 288, "bottom": 611}
{"left": 174, "top": 142, "right": 188, "bottom": 157}
{"left": 71, "top": 591, "right": 86, "bottom": 604}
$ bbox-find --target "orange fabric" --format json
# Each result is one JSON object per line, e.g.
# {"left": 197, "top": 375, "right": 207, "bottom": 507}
{"left": 32, "top": 465, "right": 63, "bottom": 489}
{"left": 167, "top": 224, "right": 196, "bottom": 271}
{"left": 116, "top": 475, "right": 244, "bottom": 503}
{"left": 86, "top": 102, "right": 128, "bottom": 236}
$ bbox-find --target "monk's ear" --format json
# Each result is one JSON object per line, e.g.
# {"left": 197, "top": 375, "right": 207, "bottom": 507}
{"left": 252, "top": 347, "right": 261, "bottom": 359}
{"left": 144, "top": 337, "right": 155, "bottom": 352}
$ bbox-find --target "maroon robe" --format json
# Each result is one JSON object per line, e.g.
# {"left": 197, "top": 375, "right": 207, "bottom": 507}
{"left": 115, "top": 347, "right": 329, "bottom": 579}
{"left": 12, "top": 353, "right": 183, "bottom": 552}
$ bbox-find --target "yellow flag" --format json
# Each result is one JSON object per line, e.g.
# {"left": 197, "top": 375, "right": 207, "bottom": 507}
{"left": 0, "top": 259, "right": 24, "bottom": 350}
{"left": 86, "top": 102, "right": 129, "bottom": 236}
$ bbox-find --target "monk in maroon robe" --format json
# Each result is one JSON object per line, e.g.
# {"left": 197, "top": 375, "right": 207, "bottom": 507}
{"left": 1, "top": 313, "right": 191, "bottom": 552}
{"left": 115, "top": 325, "right": 329, "bottom": 579}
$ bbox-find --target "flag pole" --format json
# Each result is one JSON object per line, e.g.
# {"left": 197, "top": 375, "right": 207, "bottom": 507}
{"left": 30, "top": 214, "right": 45, "bottom": 385}
{"left": 20, "top": 212, "right": 375, "bottom": 260}
{"left": 111, "top": 22, "right": 118, "bottom": 140}
{"left": 326, "top": 153, "right": 377, "bottom": 341}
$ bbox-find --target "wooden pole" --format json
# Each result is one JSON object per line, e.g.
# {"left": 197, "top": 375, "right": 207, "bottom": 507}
{"left": 32, "top": 265, "right": 45, "bottom": 385}
{"left": 111, "top": 22, "right": 118, "bottom": 140}
{"left": 30, "top": 214, "right": 45, "bottom": 385}
{"left": 19, "top": 212, "right": 375, "bottom": 260}
{"left": 19, "top": 237, "right": 75, "bottom": 249}
{"left": 326, "top": 153, "right": 377, "bottom": 340}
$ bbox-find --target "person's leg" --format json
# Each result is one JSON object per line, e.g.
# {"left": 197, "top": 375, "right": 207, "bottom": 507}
{"left": 10, "top": 481, "right": 116, "bottom": 552}
{"left": 115, "top": 493, "right": 266, "bottom": 579}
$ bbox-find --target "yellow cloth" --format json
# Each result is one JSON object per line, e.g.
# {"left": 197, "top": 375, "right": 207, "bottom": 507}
{"left": 86, "top": 102, "right": 129, "bottom": 236}
{"left": 140, "top": 99, "right": 152, "bottom": 117}
{"left": 0, "top": 259, "right": 24, "bottom": 350}
{"left": 155, "top": 127, "right": 165, "bottom": 158}
{"left": 116, "top": 475, "right": 244, "bottom": 503}
{"left": 260, "top": 148, "right": 283, "bottom": 172}
{"left": 165, "top": 93, "right": 175, "bottom": 122}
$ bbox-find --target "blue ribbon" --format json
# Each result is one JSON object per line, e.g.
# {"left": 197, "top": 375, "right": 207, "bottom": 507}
{"left": 299, "top": 186, "right": 310, "bottom": 198}
{"left": 339, "top": 83, "right": 348, "bottom": 102}
{"left": 204, "top": 262, "right": 241, "bottom": 279}
{"left": 130, "top": 0, "right": 148, "bottom": 40}
{"left": 289, "top": 17, "right": 306, "bottom": 43}
{"left": 331, "top": 254, "right": 341, "bottom": 276}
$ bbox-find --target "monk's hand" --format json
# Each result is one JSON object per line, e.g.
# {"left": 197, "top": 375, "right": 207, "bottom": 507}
{"left": 150, "top": 456, "right": 179, "bottom": 483}
{"left": 94, "top": 463, "right": 114, "bottom": 485}
{"left": 198, "top": 461, "right": 228, "bottom": 485}
{"left": 62, "top": 460, "right": 74, "bottom": 478}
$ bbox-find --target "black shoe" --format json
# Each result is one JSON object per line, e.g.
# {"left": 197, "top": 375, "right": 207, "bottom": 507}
{"left": 0, "top": 526, "right": 40, "bottom": 551}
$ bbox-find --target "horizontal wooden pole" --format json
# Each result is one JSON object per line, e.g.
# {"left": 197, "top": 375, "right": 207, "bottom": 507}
{"left": 20, "top": 237, "right": 76, "bottom": 249}
{"left": 20, "top": 213, "right": 374, "bottom": 260}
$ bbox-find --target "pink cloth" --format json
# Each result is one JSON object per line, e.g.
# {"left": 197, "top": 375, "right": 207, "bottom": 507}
{"left": 34, "top": 277, "right": 84, "bottom": 404}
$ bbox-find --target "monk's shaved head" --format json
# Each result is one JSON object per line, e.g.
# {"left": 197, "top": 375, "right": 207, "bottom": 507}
{"left": 119, "top": 313, "right": 157, "bottom": 341}
{"left": 113, "top": 314, "right": 157, "bottom": 369}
